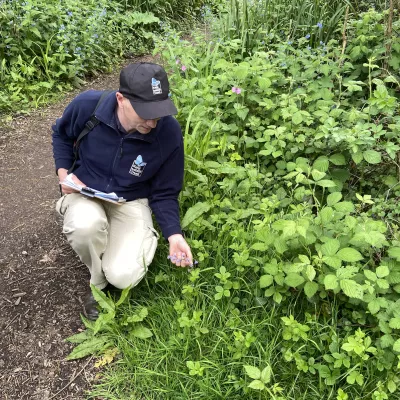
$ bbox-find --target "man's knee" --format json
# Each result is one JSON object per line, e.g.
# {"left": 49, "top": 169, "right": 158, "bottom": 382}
{"left": 105, "top": 263, "right": 146, "bottom": 290}
{"left": 63, "top": 214, "right": 108, "bottom": 241}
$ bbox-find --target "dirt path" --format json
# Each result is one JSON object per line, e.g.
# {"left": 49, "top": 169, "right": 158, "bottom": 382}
{"left": 0, "top": 55, "right": 152, "bottom": 400}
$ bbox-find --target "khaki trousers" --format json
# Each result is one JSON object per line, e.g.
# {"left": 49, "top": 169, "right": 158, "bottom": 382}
{"left": 56, "top": 194, "right": 159, "bottom": 289}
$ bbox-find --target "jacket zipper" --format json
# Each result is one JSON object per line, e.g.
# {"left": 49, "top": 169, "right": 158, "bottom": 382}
{"left": 104, "top": 129, "right": 150, "bottom": 192}
{"left": 105, "top": 138, "right": 123, "bottom": 192}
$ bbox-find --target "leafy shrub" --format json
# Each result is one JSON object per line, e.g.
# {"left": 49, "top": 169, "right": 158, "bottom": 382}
{"left": 0, "top": 0, "right": 211, "bottom": 114}
{"left": 66, "top": 7, "right": 400, "bottom": 400}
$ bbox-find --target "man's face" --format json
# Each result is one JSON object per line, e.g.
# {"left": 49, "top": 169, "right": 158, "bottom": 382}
{"left": 118, "top": 95, "right": 159, "bottom": 134}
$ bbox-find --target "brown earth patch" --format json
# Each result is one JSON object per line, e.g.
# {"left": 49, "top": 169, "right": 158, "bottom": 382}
{"left": 0, "top": 55, "right": 154, "bottom": 400}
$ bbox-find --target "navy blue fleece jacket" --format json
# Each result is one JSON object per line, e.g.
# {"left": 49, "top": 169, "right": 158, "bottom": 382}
{"left": 52, "top": 90, "right": 184, "bottom": 239}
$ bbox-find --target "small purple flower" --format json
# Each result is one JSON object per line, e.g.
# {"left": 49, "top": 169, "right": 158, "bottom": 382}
{"left": 67, "top": 11, "right": 72, "bottom": 16}
{"left": 305, "top": 34, "right": 310, "bottom": 39}
{"left": 317, "top": 21, "right": 323, "bottom": 29}
{"left": 181, "top": 65, "right": 187, "bottom": 72}
{"left": 320, "top": 41, "right": 325, "bottom": 46}
{"left": 231, "top": 87, "right": 241, "bottom": 94}
{"left": 176, "top": 59, "right": 180, "bottom": 64}
{"left": 288, "top": 40, "right": 293, "bottom": 45}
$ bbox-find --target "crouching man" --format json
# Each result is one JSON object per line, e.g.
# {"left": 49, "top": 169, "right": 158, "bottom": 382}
{"left": 52, "top": 62, "right": 192, "bottom": 320}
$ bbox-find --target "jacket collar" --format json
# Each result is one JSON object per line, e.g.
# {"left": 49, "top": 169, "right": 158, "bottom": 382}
{"left": 94, "top": 90, "right": 159, "bottom": 143}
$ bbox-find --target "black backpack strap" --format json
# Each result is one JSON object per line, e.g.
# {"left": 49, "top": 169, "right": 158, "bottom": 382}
{"left": 67, "top": 90, "right": 113, "bottom": 174}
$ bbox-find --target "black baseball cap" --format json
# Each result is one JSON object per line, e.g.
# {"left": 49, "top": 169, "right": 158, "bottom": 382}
{"left": 119, "top": 62, "right": 178, "bottom": 120}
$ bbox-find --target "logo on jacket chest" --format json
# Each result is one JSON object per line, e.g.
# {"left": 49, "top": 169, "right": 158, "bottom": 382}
{"left": 129, "top": 155, "right": 147, "bottom": 177}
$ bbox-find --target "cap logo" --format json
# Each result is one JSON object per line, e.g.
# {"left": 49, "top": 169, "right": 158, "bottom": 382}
{"left": 151, "top": 78, "right": 162, "bottom": 95}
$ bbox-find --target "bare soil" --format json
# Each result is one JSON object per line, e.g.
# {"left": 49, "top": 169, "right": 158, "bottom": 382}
{"left": 0, "top": 55, "right": 154, "bottom": 400}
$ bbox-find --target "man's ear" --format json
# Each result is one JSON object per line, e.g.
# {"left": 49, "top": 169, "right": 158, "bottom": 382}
{"left": 116, "top": 92, "right": 124, "bottom": 107}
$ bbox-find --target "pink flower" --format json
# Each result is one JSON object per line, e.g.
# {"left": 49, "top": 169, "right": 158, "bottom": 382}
{"left": 232, "top": 87, "right": 241, "bottom": 94}
{"left": 181, "top": 65, "right": 187, "bottom": 72}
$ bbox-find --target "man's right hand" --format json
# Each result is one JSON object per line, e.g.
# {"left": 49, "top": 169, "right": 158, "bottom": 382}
{"left": 58, "top": 168, "right": 86, "bottom": 195}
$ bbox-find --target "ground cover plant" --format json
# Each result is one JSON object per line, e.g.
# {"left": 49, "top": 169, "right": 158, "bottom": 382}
{"left": 0, "top": 0, "right": 210, "bottom": 115}
{"left": 63, "top": 6, "right": 400, "bottom": 400}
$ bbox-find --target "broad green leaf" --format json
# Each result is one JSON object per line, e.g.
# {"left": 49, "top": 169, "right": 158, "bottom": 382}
{"left": 248, "top": 380, "right": 265, "bottom": 390}
{"left": 336, "top": 248, "right": 363, "bottom": 262}
{"left": 324, "top": 274, "right": 339, "bottom": 290}
{"left": 66, "top": 336, "right": 110, "bottom": 360}
{"left": 306, "top": 265, "right": 316, "bottom": 281}
{"left": 272, "top": 220, "right": 296, "bottom": 236}
{"left": 363, "top": 150, "right": 381, "bottom": 164}
{"left": 364, "top": 270, "right": 377, "bottom": 281}
{"left": 334, "top": 201, "right": 355, "bottom": 213}
{"left": 329, "top": 153, "right": 346, "bottom": 165}
{"left": 388, "top": 380, "right": 397, "bottom": 394}
{"left": 244, "top": 365, "right": 261, "bottom": 380}
{"left": 316, "top": 180, "right": 337, "bottom": 188}
{"left": 292, "top": 111, "right": 303, "bottom": 125}
{"left": 393, "top": 339, "right": 400, "bottom": 352}
{"left": 260, "top": 274, "right": 274, "bottom": 288}
{"left": 380, "top": 334, "right": 394, "bottom": 349}
{"left": 284, "top": 273, "right": 305, "bottom": 287}
{"left": 352, "top": 152, "right": 363, "bottom": 164}
{"left": 388, "top": 272, "right": 400, "bottom": 284}
{"left": 313, "top": 156, "right": 329, "bottom": 172}
{"left": 304, "top": 281, "right": 319, "bottom": 298}
{"left": 91, "top": 284, "right": 115, "bottom": 314}
{"left": 299, "top": 255, "right": 310, "bottom": 264}
{"left": 252, "top": 242, "right": 267, "bottom": 251}
{"left": 320, "top": 207, "right": 334, "bottom": 224}
{"left": 327, "top": 192, "right": 342, "bottom": 206}
{"left": 131, "top": 324, "right": 153, "bottom": 339}
{"left": 376, "top": 265, "right": 389, "bottom": 278}
{"left": 181, "top": 202, "right": 211, "bottom": 229}
{"left": 389, "top": 317, "right": 400, "bottom": 329}
{"left": 321, "top": 239, "right": 340, "bottom": 256}
{"left": 260, "top": 366, "right": 272, "bottom": 384}
{"left": 311, "top": 169, "right": 326, "bottom": 181}
{"left": 323, "top": 256, "right": 342, "bottom": 269}
{"left": 340, "top": 279, "right": 364, "bottom": 299}
{"left": 368, "top": 299, "right": 380, "bottom": 314}
{"left": 388, "top": 247, "right": 400, "bottom": 261}
{"left": 336, "top": 266, "right": 359, "bottom": 279}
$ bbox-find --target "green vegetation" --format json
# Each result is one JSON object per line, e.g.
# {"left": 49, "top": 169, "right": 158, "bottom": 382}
{"left": 63, "top": 5, "right": 400, "bottom": 399}
{"left": 0, "top": 0, "right": 207, "bottom": 114}
{"left": 3, "top": 0, "right": 400, "bottom": 398}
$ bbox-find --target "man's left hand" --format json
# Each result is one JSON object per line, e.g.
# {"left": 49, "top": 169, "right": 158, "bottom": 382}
{"left": 168, "top": 234, "right": 193, "bottom": 267}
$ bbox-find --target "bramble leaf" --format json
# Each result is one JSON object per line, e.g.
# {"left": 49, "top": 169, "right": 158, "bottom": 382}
{"left": 336, "top": 248, "right": 363, "bottom": 262}
{"left": 244, "top": 365, "right": 261, "bottom": 380}
{"left": 304, "top": 281, "right": 319, "bottom": 298}
{"left": 363, "top": 150, "right": 381, "bottom": 164}
{"left": 340, "top": 279, "right": 364, "bottom": 299}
